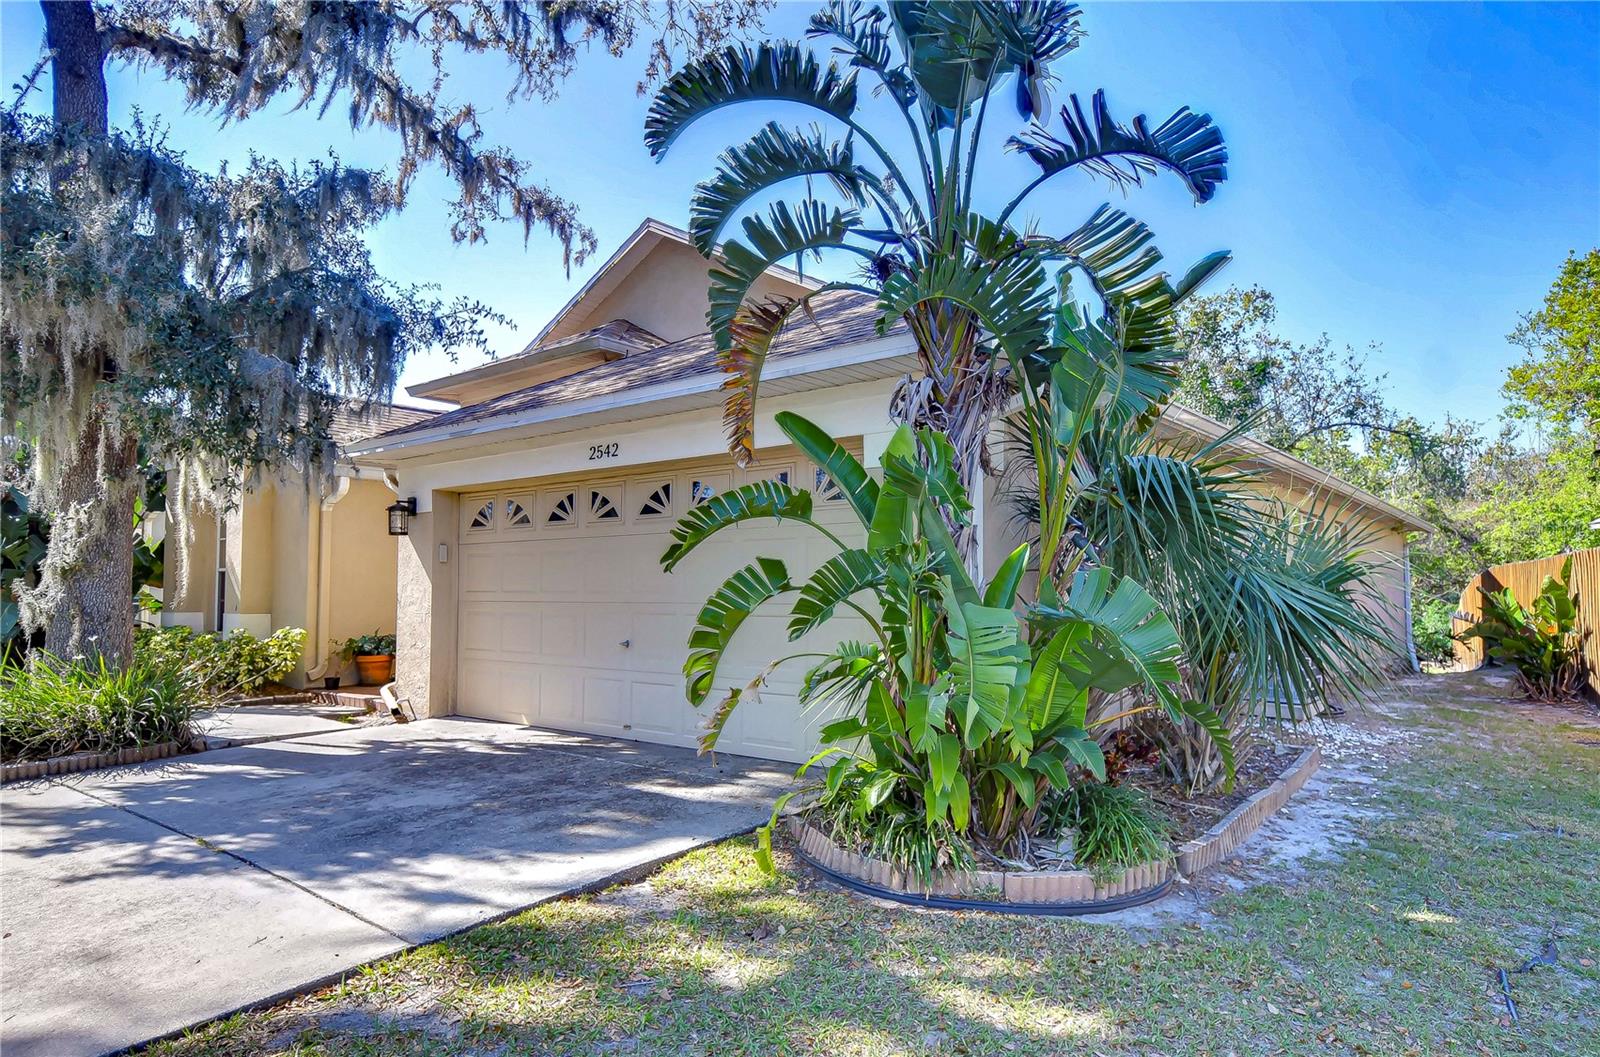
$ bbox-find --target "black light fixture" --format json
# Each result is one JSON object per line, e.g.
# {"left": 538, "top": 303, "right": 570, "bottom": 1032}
{"left": 387, "top": 496, "right": 417, "bottom": 536}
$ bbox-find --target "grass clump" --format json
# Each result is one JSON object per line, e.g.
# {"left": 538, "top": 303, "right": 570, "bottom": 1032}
{"left": 1053, "top": 781, "right": 1171, "bottom": 879}
{"left": 0, "top": 651, "right": 199, "bottom": 761}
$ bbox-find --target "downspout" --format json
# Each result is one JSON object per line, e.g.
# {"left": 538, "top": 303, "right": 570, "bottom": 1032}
{"left": 304, "top": 475, "right": 352, "bottom": 681}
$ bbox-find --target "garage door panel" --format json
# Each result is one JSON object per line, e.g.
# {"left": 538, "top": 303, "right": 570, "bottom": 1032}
{"left": 628, "top": 679, "right": 694, "bottom": 745}
{"left": 582, "top": 675, "right": 628, "bottom": 733}
{"left": 539, "top": 608, "right": 583, "bottom": 660}
{"left": 539, "top": 669, "right": 583, "bottom": 725}
{"left": 500, "top": 610, "right": 540, "bottom": 658}
{"left": 455, "top": 450, "right": 869, "bottom": 763}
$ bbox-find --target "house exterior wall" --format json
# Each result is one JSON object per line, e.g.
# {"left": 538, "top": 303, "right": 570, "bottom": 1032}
{"left": 387, "top": 380, "right": 900, "bottom": 717}
{"left": 396, "top": 495, "right": 457, "bottom": 718}
{"left": 545, "top": 238, "right": 810, "bottom": 345}
{"left": 161, "top": 473, "right": 401, "bottom": 688}
{"left": 161, "top": 496, "right": 217, "bottom": 632}
{"left": 324, "top": 478, "right": 403, "bottom": 681}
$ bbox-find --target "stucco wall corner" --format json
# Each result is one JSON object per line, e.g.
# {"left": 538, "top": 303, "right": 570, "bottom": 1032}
{"left": 395, "top": 493, "right": 458, "bottom": 719}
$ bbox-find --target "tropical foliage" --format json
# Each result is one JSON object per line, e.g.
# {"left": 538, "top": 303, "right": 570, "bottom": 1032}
{"left": 1172, "top": 266, "right": 1600, "bottom": 652}
{"left": 1048, "top": 780, "right": 1170, "bottom": 879}
{"left": 333, "top": 632, "right": 399, "bottom": 660}
{"left": 1458, "top": 558, "right": 1587, "bottom": 702}
{"left": 661, "top": 411, "right": 1219, "bottom": 877}
{"left": 647, "top": 0, "right": 1228, "bottom": 565}
{"left": 1003, "top": 280, "right": 1392, "bottom": 792}
{"left": 0, "top": 650, "right": 198, "bottom": 761}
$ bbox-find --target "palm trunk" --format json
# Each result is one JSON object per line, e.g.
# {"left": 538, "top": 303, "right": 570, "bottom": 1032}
{"left": 892, "top": 301, "right": 1006, "bottom": 577}
{"left": 26, "top": 1, "right": 139, "bottom": 664}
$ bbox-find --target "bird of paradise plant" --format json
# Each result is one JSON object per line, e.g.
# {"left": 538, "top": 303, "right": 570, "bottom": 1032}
{"left": 660, "top": 409, "right": 1227, "bottom": 877}
{"left": 646, "top": 0, "right": 1229, "bottom": 568}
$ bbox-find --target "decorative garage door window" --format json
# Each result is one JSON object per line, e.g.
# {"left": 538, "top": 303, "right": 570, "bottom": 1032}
{"left": 543, "top": 490, "right": 577, "bottom": 526}
{"left": 459, "top": 447, "right": 862, "bottom": 540}
{"left": 813, "top": 468, "right": 846, "bottom": 502}
{"left": 690, "top": 473, "right": 729, "bottom": 506}
{"left": 634, "top": 480, "right": 673, "bottom": 519}
{"left": 504, "top": 496, "right": 533, "bottom": 527}
{"left": 587, "top": 487, "right": 621, "bottom": 523}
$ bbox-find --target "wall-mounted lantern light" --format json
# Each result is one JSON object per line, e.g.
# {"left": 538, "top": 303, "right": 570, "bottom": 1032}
{"left": 387, "top": 497, "right": 417, "bottom": 536}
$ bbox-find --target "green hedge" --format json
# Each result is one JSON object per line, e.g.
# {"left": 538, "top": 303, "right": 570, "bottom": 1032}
{"left": 134, "top": 626, "right": 306, "bottom": 697}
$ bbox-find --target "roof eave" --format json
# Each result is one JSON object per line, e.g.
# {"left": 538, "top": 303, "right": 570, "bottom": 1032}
{"left": 348, "top": 331, "right": 917, "bottom": 462}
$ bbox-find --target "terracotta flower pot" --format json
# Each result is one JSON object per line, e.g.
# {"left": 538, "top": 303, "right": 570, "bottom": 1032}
{"left": 354, "top": 654, "right": 395, "bottom": 686}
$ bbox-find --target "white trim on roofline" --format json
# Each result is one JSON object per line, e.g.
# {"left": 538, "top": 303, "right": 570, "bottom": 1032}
{"left": 528, "top": 218, "right": 819, "bottom": 350}
{"left": 345, "top": 330, "right": 917, "bottom": 461}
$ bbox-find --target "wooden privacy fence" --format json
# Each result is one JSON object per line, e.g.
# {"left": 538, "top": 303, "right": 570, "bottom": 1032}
{"left": 1451, "top": 547, "right": 1600, "bottom": 697}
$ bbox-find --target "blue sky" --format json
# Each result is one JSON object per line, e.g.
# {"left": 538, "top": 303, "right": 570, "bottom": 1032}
{"left": 4, "top": 1, "right": 1597, "bottom": 428}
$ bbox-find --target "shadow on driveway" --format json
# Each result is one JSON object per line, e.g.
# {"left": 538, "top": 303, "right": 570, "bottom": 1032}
{"left": 0, "top": 718, "right": 791, "bottom": 1057}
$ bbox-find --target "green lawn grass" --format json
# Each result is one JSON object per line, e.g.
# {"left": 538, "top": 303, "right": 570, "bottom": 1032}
{"left": 147, "top": 674, "right": 1600, "bottom": 1056}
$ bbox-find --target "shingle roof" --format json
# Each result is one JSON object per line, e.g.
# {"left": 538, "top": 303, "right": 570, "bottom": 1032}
{"left": 379, "top": 290, "right": 899, "bottom": 440}
{"left": 513, "top": 317, "right": 665, "bottom": 358}
{"left": 332, "top": 402, "right": 440, "bottom": 444}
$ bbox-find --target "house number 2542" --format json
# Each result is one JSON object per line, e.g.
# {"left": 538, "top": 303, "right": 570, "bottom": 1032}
{"left": 587, "top": 442, "right": 620, "bottom": 461}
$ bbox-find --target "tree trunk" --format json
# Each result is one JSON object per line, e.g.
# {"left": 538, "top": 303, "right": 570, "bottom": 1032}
{"left": 28, "top": 419, "right": 139, "bottom": 664}
{"left": 29, "top": 1, "right": 139, "bottom": 664}
{"left": 43, "top": 0, "right": 107, "bottom": 133}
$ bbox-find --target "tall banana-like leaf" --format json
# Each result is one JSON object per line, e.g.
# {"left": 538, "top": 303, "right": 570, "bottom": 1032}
{"left": 1023, "top": 622, "right": 1093, "bottom": 733}
{"left": 869, "top": 425, "right": 969, "bottom": 551}
{"left": 800, "top": 639, "right": 884, "bottom": 710}
{"left": 685, "top": 557, "right": 793, "bottom": 705}
{"left": 982, "top": 542, "right": 1030, "bottom": 609}
{"left": 788, "top": 549, "right": 888, "bottom": 640}
{"left": 887, "top": 0, "right": 1006, "bottom": 126}
{"left": 971, "top": 0, "right": 1084, "bottom": 119}
{"left": 645, "top": 42, "right": 860, "bottom": 159}
{"left": 1033, "top": 565, "right": 1183, "bottom": 696}
{"left": 1041, "top": 204, "right": 1164, "bottom": 306}
{"left": 1007, "top": 89, "right": 1227, "bottom": 204}
{"left": 717, "top": 290, "right": 863, "bottom": 465}
{"left": 661, "top": 480, "right": 812, "bottom": 571}
{"left": 943, "top": 583, "right": 1030, "bottom": 746}
{"left": 775, "top": 410, "right": 879, "bottom": 529}
{"left": 709, "top": 201, "right": 862, "bottom": 349}
{"left": 690, "top": 122, "right": 877, "bottom": 255}
{"left": 807, "top": 1, "right": 918, "bottom": 107}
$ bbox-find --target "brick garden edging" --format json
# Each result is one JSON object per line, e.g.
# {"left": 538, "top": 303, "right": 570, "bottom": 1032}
{"left": 789, "top": 742, "right": 1323, "bottom": 914}
{"left": 1174, "top": 743, "right": 1321, "bottom": 876}
{"left": 2, "top": 740, "right": 191, "bottom": 784}
{"left": 790, "top": 816, "right": 1175, "bottom": 914}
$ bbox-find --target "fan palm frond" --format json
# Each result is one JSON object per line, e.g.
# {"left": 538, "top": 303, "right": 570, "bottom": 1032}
{"left": 1007, "top": 89, "right": 1227, "bottom": 203}
{"left": 690, "top": 122, "right": 878, "bottom": 256}
{"left": 645, "top": 42, "right": 860, "bottom": 159}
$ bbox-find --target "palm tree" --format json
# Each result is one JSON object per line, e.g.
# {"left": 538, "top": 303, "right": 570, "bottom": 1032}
{"left": 646, "top": 0, "right": 1229, "bottom": 568}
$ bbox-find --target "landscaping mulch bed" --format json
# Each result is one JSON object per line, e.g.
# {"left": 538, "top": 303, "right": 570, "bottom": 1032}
{"left": 1123, "top": 737, "right": 1316, "bottom": 845}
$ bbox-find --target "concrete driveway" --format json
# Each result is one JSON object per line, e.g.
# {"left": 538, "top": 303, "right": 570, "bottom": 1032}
{"left": 0, "top": 718, "right": 791, "bottom": 1057}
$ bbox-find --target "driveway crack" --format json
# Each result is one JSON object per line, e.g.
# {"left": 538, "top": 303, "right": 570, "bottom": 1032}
{"left": 56, "top": 782, "right": 414, "bottom": 945}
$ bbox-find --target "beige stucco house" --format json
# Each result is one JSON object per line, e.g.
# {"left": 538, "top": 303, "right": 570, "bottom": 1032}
{"left": 336, "top": 219, "right": 1429, "bottom": 763}
{"left": 162, "top": 403, "right": 436, "bottom": 688}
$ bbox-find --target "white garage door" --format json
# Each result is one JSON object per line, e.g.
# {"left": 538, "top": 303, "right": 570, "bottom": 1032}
{"left": 454, "top": 448, "right": 865, "bottom": 763}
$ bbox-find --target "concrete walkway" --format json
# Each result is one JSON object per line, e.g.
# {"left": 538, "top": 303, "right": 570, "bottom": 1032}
{"left": 0, "top": 719, "right": 791, "bottom": 1057}
{"left": 190, "top": 700, "right": 362, "bottom": 747}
